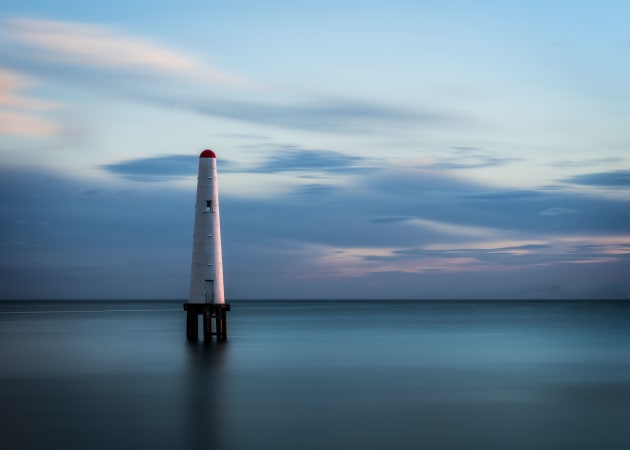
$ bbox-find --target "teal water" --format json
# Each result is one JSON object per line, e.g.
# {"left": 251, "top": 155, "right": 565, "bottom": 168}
{"left": 1, "top": 300, "right": 629, "bottom": 450}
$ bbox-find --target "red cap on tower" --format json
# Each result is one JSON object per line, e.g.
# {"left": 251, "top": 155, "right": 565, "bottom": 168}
{"left": 200, "top": 149, "right": 216, "bottom": 158}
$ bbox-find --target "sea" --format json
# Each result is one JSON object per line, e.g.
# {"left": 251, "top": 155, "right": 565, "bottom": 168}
{"left": 1, "top": 300, "right": 629, "bottom": 450}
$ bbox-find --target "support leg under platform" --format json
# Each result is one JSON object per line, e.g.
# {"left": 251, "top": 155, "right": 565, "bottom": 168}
{"left": 186, "top": 310, "right": 198, "bottom": 342}
{"left": 184, "top": 303, "right": 230, "bottom": 342}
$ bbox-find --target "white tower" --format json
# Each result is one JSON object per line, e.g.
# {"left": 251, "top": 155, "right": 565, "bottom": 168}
{"left": 189, "top": 149, "right": 224, "bottom": 305}
{"left": 185, "top": 149, "right": 229, "bottom": 341}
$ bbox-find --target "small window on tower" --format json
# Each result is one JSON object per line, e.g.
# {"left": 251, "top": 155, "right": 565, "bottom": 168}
{"left": 205, "top": 200, "right": 212, "bottom": 212}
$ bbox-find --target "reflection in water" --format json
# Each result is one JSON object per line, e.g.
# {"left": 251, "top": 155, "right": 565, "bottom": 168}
{"left": 183, "top": 342, "right": 228, "bottom": 450}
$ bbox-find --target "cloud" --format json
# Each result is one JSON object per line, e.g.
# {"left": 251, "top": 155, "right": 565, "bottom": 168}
{"left": 101, "top": 155, "right": 204, "bottom": 181}
{"left": 0, "top": 109, "right": 59, "bottom": 136}
{"left": 3, "top": 164, "right": 630, "bottom": 299}
{"left": 292, "top": 184, "right": 341, "bottom": 197}
{"left": 312, "top": 244, "right": 483, "bottom": 277}
{"left": 0, "top": 67, "right": 60, "bottom": 136}
{"left": 564, "top": 170, "right": 630, "bottom": 188}
{"left": 312, "top": 235, "right": 630, "bottom": 279}
{"left": 220, "top": 164, "right": 630, "bottom": 252}
{"left": 1, "top": 17, "right": 453, "bottom": 134}
{"left": 2, "top": 17, "right": 254, "bottom": 88}
{"left": 430, "top": 155, "right": 521, "bottom": 170}
{"left": 0, "top": 168, "right": 194, "bottom": 299}
{"left": 249, "top": 147, "right": 367, "bottom": 173}
{"left": 466, "top": 190, "right": 544, "bottom": 200}
{"left": 368, "top": 216, "right": 415, "bottom": 224}
{"left": 405, "top": 218, "right": 497, "bottom": 239}
{"left": 139, "top": 94, "right": 435, "bottom": 133}
{"left": 0, "top": 68, "right": 57, "bottom": 110}
{"left": 100, "top": 148, "right": 369, "bottom": 182}
{"left": 427, "top": 146, "right": 522, "bottom": 170}
{"left": 309, "top": 237, "right": 630, "bottom": 279}
{"left": 550, "top": 157, "right": 625, "bottom": 168}
{"left": 539, "top": 207, "right": 578, "bottom": 216}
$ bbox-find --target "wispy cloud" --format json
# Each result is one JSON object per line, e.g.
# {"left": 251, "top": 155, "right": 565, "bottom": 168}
{"left": 539, "top": 207, "right": 578, "bottom": 216}
{"left": 101, "top": 155, "right": 200, "bottom": 181}
{"left": 564, "top": 170, "right": 630, "bottom": 188}
{"left": 427, "top": 146, "right": 522, "bottom": 170}
{"left": 138, "top": 94, "right": 434, "bottom": 133}
{"left": 3, "top": 166, "right": 630, "bottom": 299}
{"left": 101, "top": 155, "right": 199, "bottom": 181}
{"left": 0, "top": 68, "right": 57, "bottom": 110}
{"left": 550, "top": 157, "right": 625, "bottom": 168}
{"left": 2, "top": 17, "right": 255, "bottom": 88}
{"left": 249, "top": 147, "right": 367, "bottom": 173}
{"left": 405, "top": 218, "right": 497, "bottom": 239}
{"left": 0, "top": 67, "right": 59, "bottom": 136}
{"left": 311, "top": 233, "right": 630, "bottom": 278}
{"left": 312, "top": 244, "right": 482, "bottom": 277}
{"left": 0, "top": 109, "right": 58, "bottom": 136}
{"left": 100, "top": 148, "right": 369, "bottom": 181}
{"left": 1, "top": 17, "right": 453, "bottom": 134}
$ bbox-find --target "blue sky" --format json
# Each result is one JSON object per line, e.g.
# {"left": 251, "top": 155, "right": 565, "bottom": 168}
{"left": 1, "top": 1, "right": 629, "bottom": 299}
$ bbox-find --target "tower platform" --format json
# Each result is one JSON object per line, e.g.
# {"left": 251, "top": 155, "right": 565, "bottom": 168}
{"left": 184, "top": 303, "right": 230, "bottom": 342}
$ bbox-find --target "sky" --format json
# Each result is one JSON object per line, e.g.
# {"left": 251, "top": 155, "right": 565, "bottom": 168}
{"left": 1, "top": 1, "right": 629, "bottom": 300}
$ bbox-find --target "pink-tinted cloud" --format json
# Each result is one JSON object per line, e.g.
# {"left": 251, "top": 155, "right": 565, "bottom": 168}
{"left": 0, "top": 110, "right": 58, "bottom": 136}
{"left": 3, "top": 18, "right": 256, "bottom": 88}
{"left": 0, "top": 68, "right": 59, "bottom": 136}
{"left": 0, "top": 68, "right": 57, "bottom": 110}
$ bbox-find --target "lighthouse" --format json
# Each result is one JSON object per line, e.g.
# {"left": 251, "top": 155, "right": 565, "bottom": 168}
{"left": 184, "top": 149, "right": 230, "bottom": 342}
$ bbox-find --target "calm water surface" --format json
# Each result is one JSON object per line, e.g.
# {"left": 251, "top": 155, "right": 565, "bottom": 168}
{"left": 1, "top": 300, "right": 629, "bottom": 450}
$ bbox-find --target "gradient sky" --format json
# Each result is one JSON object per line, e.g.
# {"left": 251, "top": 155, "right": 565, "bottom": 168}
{"left": 1, "top": 1, "right": 629, "bottom": 299}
